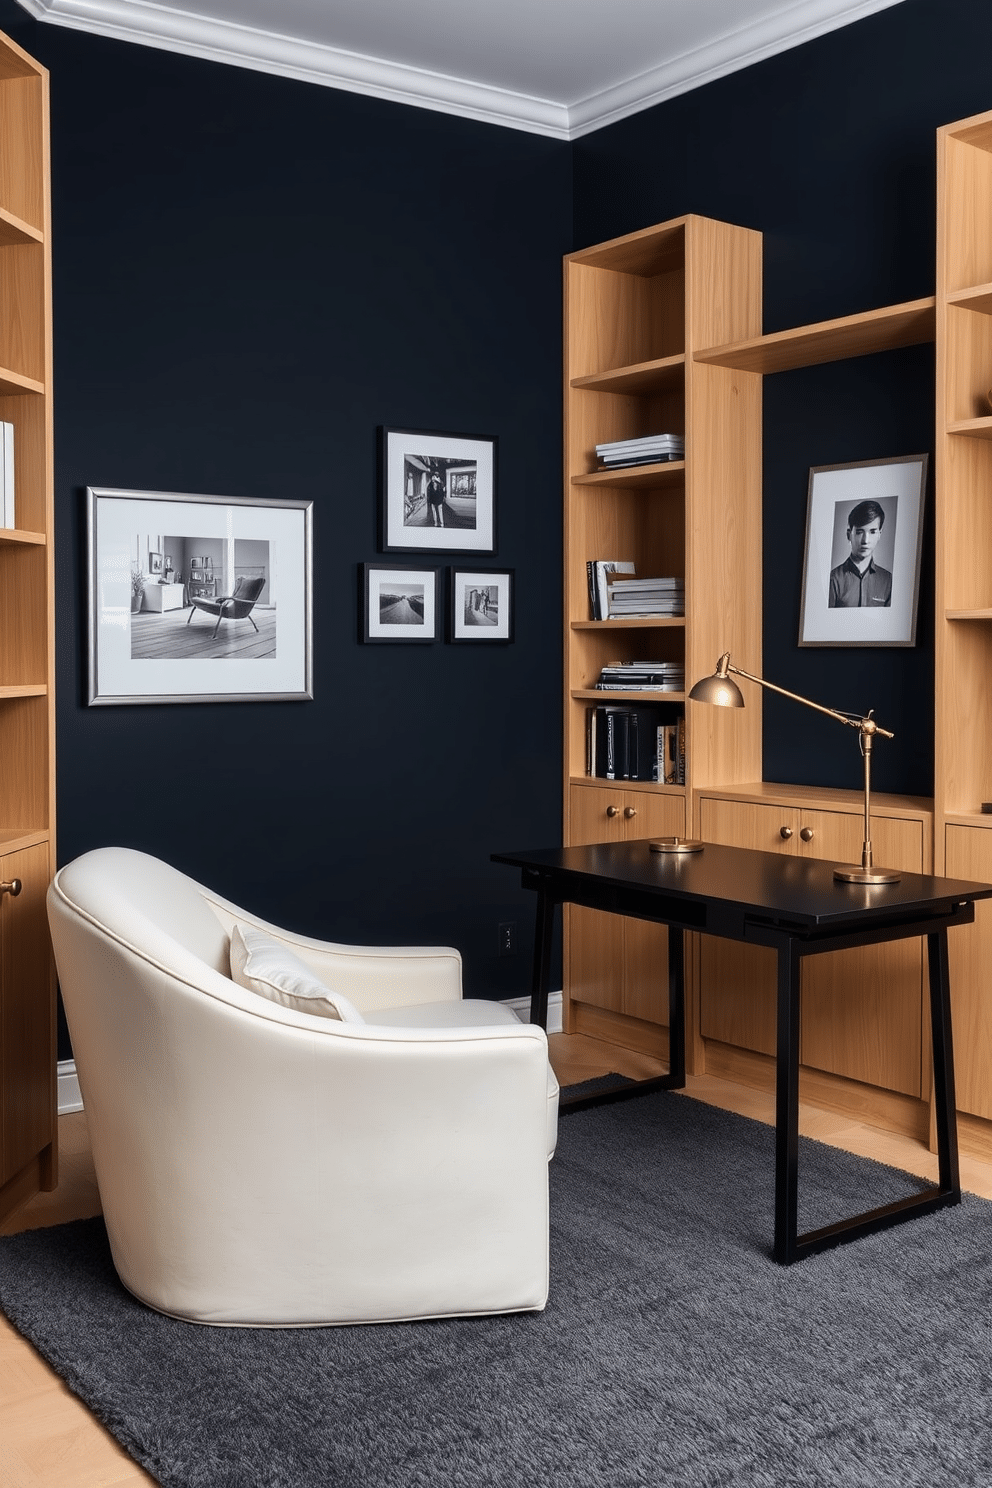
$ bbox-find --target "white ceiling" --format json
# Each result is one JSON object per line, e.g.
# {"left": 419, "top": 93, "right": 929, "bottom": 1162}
{"left": 16, "top": 0, "right": 906, "bottom": 138}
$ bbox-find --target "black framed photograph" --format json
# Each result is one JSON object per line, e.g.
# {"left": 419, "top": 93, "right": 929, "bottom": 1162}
{"left": 798, "top": 454, "right": 928, "bottom": 647}
{"left": 361, "top": 563, "right": 440, "bottom": 643}
{"left": 87, "top": 486, "right": 313, "bottom": 705}
{"left": 379, "top": 426, "right": 497, "bottom": 554}
{"left": 448, "top": 568, "right": 514, "bottom": 643}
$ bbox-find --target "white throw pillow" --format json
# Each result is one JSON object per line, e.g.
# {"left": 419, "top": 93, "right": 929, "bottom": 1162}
{"left": 230, "top": 924, "right": 364, "bottom": 1023}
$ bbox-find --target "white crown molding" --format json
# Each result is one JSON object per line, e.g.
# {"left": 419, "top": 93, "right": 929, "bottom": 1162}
{"left": 567, "top": 0, "right": 908, "bottom": 138}
{"left": 15, "top": 0, "right": 906, "bottom": 139}
{"left": 13, "top": 0, "right": 571, "bottom": 138}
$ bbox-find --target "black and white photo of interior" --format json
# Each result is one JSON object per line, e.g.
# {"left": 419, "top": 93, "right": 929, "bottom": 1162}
{"left": 402, "top": 453, "right": 477, "bottom": 529}
{"left": 129, "top": 533, "right": 275, "bottom": 658}
{"left": 6, "top": 0, "right": 992, "bottom": 1484}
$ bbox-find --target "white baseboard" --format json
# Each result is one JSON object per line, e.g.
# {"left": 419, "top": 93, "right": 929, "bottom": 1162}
{"left": 502, "top": 991, "right": 563, "bottom": 1035}
{"left": 57, "top": 1059, "right": 83, "bottom": 1115}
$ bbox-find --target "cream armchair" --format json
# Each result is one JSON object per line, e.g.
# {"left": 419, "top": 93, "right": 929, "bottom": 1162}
{"left": 47, "top": 847, "right": 557, "bottom": 1328}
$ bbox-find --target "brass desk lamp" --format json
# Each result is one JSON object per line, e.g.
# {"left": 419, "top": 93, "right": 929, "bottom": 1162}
{"left": 689, "top": 652, "right": 899, "bottom": 885}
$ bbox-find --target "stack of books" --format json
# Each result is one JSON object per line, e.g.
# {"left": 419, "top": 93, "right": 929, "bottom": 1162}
{"left": 595, "top": 661, "right": 685, "bottom": 692}
{"left": 0, "top": 422, "right": 14, "bottom": 529}
{"left": 595, "top": 433, "right": 684, "bottom": 469}
{"left": 607, "top": 575, "right": 684, "bottom": 618}
{"left": 586, "top": 705, "right": 686, "bottom": 784}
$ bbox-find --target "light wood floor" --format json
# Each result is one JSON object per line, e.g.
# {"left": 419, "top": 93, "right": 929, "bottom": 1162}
{"left": 3, "top": 1038, "right": 992, "bottom": 1487}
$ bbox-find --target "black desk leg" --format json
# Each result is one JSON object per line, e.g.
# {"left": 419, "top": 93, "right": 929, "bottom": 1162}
{"left": 774, "top": 936, "right": 802, "bottom": 1265}
{"left": 528, "top": 888, "right": 555, "bottom": 1031}
{"left": 928, "top": 929, "right": 961, "bottom": 1198}
{"left": 667, "top": 926, "right": 686, "bottom": 1088}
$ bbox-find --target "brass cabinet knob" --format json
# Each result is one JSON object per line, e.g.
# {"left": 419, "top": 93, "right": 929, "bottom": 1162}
{"left": 800, "top": 827, "right": 814, "bottom": 842}
{"left": 624, "top": 807, "right": 638, "bottom": 819}
{"left": 606, "top": 805, "right": 620, "bottom": 818}
{"left": 0, "top": 878, "right": 22, "bottom": 897}
{"left": 779, "top": 826, "right": 793, "bottom": 840}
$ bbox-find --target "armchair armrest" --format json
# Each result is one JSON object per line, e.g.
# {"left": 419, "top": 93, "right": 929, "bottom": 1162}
{"left": 199, "top": 889, "right": 462, "bottom": 1012}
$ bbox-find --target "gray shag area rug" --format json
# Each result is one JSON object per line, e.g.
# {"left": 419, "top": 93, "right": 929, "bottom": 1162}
{"left": 2, "top": 1091, "right": 992, "bottom": 1488}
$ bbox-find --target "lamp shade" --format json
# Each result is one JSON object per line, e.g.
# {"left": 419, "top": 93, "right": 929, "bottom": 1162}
{"left": 688, "top": 671, "right": 745, "bottom": 708}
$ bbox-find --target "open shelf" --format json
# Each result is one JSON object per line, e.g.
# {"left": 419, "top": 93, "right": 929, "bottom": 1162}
{"left": 948, "top": 282, "right": 992, "bottom": 316}
{"left": 572, "top": 461, "right": 685, "bottom": 490}
{"left": 695, "top": 297, "right": 935, "bottom": 374}
{"left": 572, "top": 688, "right": 686, "bottom": 703}
{"left": 0, "top": 366, "right": 44, "bottom": 397}
{"left": 946, "top": 608, "right": 992, "bottom": 621}
{"left": 571, "top": 354, "right": 685, "bottom": 396}
{"left": 0, "top": 527, "right": 45, "bottom": 546}
{"left": 571, "top": 618, "right": 685, "bottom": 630}
{"left": 947, "top": 416, "right": 992, "bottom": 439}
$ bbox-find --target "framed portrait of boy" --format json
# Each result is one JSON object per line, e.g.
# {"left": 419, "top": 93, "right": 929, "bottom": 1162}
{"left": 798, "top": 454, "right": 928, "bottom": 647}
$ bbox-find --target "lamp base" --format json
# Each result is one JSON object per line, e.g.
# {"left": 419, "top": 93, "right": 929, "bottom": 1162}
{"left": 833, "top": 865, "right": 901, "bottom": 885}
{"left": 650, "top": 837, "right": 704, "bottom": 854}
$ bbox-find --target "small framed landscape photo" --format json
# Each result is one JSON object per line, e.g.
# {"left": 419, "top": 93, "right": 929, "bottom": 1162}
{"left": 362, "top": 563, "right": 440, "bottom": 643}
{"left": 379, "top": 426, "right": 497, "bottom": 554}
{"left": 449, "top": 568, "right": 513, "bottom": 643}
{"left": 798, "top": 454, "right": 928, "bottom": 648}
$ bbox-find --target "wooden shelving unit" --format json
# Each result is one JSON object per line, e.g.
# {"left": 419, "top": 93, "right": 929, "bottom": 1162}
{"left": 935, "top": 107, "right": 992, "bottom": 1125}
{"left": 0, "top": 26, "right": 56, "bottom": 1223}
{"left": 562, "top": 215, "right": 762, "bottom": 1054}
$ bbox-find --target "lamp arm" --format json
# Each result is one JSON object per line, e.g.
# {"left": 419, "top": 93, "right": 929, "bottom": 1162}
{"left": 725, "top": 662, "right": 894, "bottom": 741}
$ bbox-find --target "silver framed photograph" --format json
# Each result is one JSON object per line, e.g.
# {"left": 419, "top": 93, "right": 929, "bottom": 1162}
{"left": 448, "top": 568, "right": 514, "bottom": 642}
{"left": 87, "top": 486, "right": 313, "bottom": 705}
{"left": 379, "top": 426, "right": 497, "bottom": 553}
{"left": 798, "top": 454, "right": 928, "bottom": 647}
{"left": 361, "top": 563, "right": 440, "bottom": 643}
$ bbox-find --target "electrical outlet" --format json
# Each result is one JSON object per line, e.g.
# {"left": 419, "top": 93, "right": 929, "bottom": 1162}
{"left": 498, "top": 921, "right": 516, "bottom": 956}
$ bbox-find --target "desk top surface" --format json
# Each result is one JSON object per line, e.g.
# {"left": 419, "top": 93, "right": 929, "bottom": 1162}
{"left": 492, "top": 840, "right": 992, "bottom": 931}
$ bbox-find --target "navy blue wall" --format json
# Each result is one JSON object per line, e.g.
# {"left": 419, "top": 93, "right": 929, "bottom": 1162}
{"left": 3, "top": 0, "right": 991, "bottom": 1059}
{"left": 573, "top": 0, "right": 992, "bottom": 798}
{"left": 0, "top": 3, "right": 570, "bottom": 1056}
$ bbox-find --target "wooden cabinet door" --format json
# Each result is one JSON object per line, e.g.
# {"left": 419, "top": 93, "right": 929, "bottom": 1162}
{"left": 698, "top": 798, "right": 797, "bottom": 1054}
{"left": 622, "top": 792, "right": 685, "bottom": 1023}
{"left": 798, "top": 810, "right": 924, "bottom": 1097}
{"left": 1, "top": 842, "right": 55, "bottom": 1190}
{"left": 944, "top": 825, "right": 992, "bottom": 1120}
{"left": 566, "top": 786, "right": 684, "bottom": 1025}
{"left": 566, "top": 785, "right": 626, "bottom": 1013}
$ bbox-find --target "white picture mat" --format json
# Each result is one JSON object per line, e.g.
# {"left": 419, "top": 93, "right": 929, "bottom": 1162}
{"left": 452, "top": 570, "right": 511, "bottom": 640}
{"left": 799, "top": 457, "right": 927, "bottom": 647}
{"left": 385, "top": 430, "right": 494, "bottom": 551}
{"left": 89, "top": 488, "right": 311, "bottom": 702}
{"left": 367, "top": 567, "right": 438, "bottom": 638}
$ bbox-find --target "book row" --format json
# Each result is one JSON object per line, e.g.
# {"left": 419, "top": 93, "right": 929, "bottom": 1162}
{"left": 587, "top": 560, "right": 685, "bottom": 620}
{"left": 586, "top": 705, "right": 686, "bottom": 784}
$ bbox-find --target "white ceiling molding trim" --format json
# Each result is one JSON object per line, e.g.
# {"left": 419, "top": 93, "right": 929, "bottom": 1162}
{"left": 567, "top": 0, "right": 908, "bottom": 138}
{"left": 13, "top": 0, "right": 572, "bottom": 138}
{"left": 16, "top": 0, "right": 906, "bottom": 141}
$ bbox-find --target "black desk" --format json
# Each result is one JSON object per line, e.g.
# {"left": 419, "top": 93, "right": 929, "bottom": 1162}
{"left": 492, "top": 840, "right": 992, "bottom": 1264}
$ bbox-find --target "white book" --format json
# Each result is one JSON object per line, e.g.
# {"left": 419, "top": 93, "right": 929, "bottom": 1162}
{"left": 1, "top": 422, "right": 13, "bottom": 529}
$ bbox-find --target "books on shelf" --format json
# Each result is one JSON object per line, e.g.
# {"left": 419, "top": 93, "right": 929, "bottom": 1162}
{"left": 586, "top": 559, "right": 635, "bottom": 619}
{"left": 0, "top": 422, "right": 13, "bottom": 528}
{"left": 595, "top": 661, "right": 685, "bottom": 692}
{"left": 586, "top": 705, "right": 686, "bottom": 784}
{"left": 595, "top": 433, "right": 684, "bottom": 469}
{"left": 607, "top": 575, "right": 684, "bottom": 618}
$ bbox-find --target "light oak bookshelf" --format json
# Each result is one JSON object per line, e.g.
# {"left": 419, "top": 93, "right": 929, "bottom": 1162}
{"left": 562, "top": 214, "right": 763, "bottom": 1050}
{"left": 0, "top": 25, "right": 56, "bottom": 1223}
